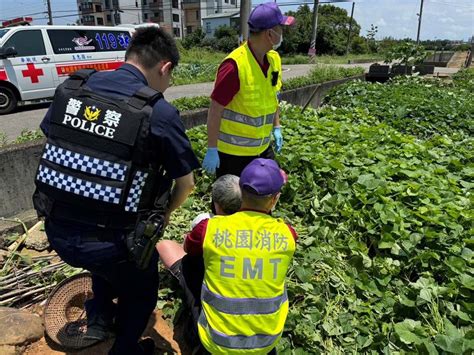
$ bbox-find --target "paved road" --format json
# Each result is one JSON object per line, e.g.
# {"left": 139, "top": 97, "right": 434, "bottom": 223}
{"left": 0, "top": 63, "right": 459, "bottom": 142}
{"left": 0, "top": 64, "right": 318, "bottom": 142}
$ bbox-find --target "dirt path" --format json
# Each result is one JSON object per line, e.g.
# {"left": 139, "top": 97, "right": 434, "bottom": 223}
{"left": 24, "top": 310, "right": 190, "bottom": 355}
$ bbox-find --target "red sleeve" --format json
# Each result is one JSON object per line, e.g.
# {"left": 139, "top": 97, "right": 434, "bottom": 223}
{"left": 210, "top": 59, "right": 240, "bottom": 107}
{"left": 184, "top": 219, "right": 209, "bottom": 256}
{"left": 287, "top": 224, "right": 298, "bottom": 242}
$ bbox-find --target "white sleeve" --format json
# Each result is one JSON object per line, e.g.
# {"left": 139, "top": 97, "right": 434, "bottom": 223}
{"left": 191, "top": 212, "right": 213, "bottom": 229}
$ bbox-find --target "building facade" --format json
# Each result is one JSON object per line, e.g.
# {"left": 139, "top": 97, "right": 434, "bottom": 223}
{"left": 182, "top": 0, "right": 239, "bottom": 37}
{"left": 140, "top": 0, "right": 183, "bottom": 38}
{"left": 77, "top": 0, "right": 239, "bottom": 38}
{"left": 201, "top": 11, "right": 239, "bottom": 37}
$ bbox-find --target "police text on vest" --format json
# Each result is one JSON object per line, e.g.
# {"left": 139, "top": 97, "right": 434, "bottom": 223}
{"left": 62, "top": 114, "right": 115, "bottom": 138}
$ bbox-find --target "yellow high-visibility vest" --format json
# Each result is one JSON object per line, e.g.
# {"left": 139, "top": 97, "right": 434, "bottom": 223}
{"left": 217, "top": 42, "right": 282, "bottom": 156}
{"left": 198, "top": 211, "right": 295, "bottom": 354}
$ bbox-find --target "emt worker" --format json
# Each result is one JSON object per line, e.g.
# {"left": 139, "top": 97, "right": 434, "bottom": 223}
{"left": 156, "top": 174, "right": 242, "bottom": 347}
{"left": 202, "top": 2, "right": 295, "bottom": 177}
{"left": 33, "top": 27, "right": 199, "bottom": 355}
{"left": 190, "top": 159, "right": 297, "bottom": 354}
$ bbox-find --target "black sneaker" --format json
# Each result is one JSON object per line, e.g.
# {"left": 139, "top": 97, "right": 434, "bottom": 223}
{"left": 83, "top": 322, "right": 114, "bottom": 342}
{"left": 138, "top": 338, "right": 156, "bottom": 355}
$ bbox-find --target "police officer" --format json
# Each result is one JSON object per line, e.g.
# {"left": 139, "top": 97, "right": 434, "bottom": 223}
{"left": 34, "top": 27, "right": 200, "bottom": 355}
{"left": 202, "top": 3, "right": 295, "bottom": 177}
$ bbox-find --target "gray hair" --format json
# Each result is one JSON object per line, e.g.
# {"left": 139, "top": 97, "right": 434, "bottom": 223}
{"left": 212, "top": 174, "right": 242, "bottom": 215}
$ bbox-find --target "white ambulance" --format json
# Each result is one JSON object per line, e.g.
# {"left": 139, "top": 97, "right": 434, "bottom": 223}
{"left": 0, "top": 25, "right": 137, "bottom": 114}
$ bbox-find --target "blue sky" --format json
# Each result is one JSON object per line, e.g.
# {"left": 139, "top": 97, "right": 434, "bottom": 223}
{"left": 1, "top": 0, "right": 473, "bottom": 40}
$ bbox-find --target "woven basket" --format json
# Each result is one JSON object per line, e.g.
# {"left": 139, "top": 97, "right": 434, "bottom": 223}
{"left": 43, "top": 272, "right": 99, "bottom": 349}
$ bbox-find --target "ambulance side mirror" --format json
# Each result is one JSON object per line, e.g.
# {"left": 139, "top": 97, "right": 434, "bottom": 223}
{"left": 0, "top": 47, "right": 18, "bottom": 59}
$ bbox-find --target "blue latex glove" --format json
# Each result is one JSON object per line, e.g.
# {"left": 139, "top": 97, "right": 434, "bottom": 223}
{"left": 202, "top": 147, "right": 220, "bottom": 174}
{"left": 272, "top": 127, "right": 283, "bottom": 153}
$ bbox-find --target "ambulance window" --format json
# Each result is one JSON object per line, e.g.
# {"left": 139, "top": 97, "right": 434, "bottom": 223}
{"left": 0, "top": 29, "right": 10, "bottom": 40}
{"left": 47, "top": 29, "right": 131, "bottom": 54}
{"left": 3, "top": 30, "right": 46, "bottom": 56}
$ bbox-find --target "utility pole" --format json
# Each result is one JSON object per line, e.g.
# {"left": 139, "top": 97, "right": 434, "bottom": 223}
{"left": 416, "top": 0, "right": 424, "bottom": 44}
{"left": 345, "top": 2, "right": 355, "bottom": 56}
{"left": 239, "top": 0, "right": 251, "bottom": 44}
{"left": 46, "top": 0, "right": 53, "bottom": 25}
{"left": 308, "top": 0, "right": 320, "bottom": 59}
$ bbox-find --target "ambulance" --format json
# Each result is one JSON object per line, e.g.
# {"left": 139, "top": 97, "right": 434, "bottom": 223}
{"left": 0, "top": 25, "right": 140, "bottom": 114}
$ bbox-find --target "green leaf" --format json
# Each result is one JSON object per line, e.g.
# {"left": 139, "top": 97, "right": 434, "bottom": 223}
{"left": 445, "top": 256, "right": 466, "bottom": 274}
{"left": 379, "top": 234, "right": 395, "bottom": 249}
{"left": 295, "top": 266, "right": 312, "bottom": 283}
{"left": 435, "top": 335, "right": 464, "bottom": 353}
{"left": 394, "top": 321, "right": 423, "bottom": 345}
{"left": 422, "top": 340, "right": 439, "bottom": 355}
{"left": 399, "top": 294, "right": 416, "bottom": 307}
{"left": 357, "top": 174, "right": 383, "bottom": 190}
{"left": 419, "top": 288, "right": 432, "bottom": 303}
{"left": 459, "top": 274, "right": 474, "bottom": 290}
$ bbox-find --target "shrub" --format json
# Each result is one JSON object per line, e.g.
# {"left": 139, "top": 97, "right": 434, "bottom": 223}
{"left": 182, "top": 27, "right": 205, "bottom": 49}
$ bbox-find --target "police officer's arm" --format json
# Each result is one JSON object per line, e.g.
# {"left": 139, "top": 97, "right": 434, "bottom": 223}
{"left": 207, "top": 99, "right": 225, "bottom": 147}
{"left": 150, "top": 100, "right": 200, "bottom": 217}
{"left": 168, "top": 172, "right": 195, "bottom": 213}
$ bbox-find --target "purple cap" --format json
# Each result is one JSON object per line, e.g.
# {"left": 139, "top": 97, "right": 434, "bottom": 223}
{"left": 248, "top": 2, "right": 295, "bottom": 31}
{"left": 240, "top": 158, "right": 286, "bottom": 196}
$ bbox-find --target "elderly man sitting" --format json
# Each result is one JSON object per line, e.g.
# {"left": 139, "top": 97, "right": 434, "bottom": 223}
{"left": 156, "top": 174, "right": 242, "bottom": 343}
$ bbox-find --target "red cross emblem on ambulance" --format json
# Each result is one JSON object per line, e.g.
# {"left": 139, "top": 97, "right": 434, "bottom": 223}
{"left": 21, "top": 63, "right": 44, "bottom": 84}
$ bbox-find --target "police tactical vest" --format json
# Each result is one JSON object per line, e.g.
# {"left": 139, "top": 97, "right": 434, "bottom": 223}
{"left": 218, "top": 43, "right": 282, "bottom": 156}
{"left": 198, "top": 211, "right": 296, "bottom": 354}
{"left": 33, "top": 69, "right": 164, "bottom": 229}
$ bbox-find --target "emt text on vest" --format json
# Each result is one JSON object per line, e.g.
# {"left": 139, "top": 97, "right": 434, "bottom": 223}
{"left": 220, "top": 256, "right": 282, "bottom": 280}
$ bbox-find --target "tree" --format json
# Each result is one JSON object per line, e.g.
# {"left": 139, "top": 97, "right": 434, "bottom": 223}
{"left": 366, "top": 24, "right": 378, "bottom": 53}
{"left": 214, "top": 25, "right": 239, "bottom": 52}
{"left": 214, "top": 25, "right": 238, "bottom": 39}
{"left": 281, "top": 4, "right": 362, "bottom": 55}
{"left": 182, "top": 27, "right": 205, "bottom": 49}
{"left": 351, "top": 36, "right": 367, "bottom": 54}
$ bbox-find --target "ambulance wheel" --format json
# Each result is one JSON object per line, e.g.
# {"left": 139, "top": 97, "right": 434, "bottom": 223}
{"left": 0, "top": 86, "right": 17, "bottom": 115}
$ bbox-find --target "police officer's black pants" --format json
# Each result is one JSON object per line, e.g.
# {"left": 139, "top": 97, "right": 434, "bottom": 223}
{"left": 45, "top": 219, "right": 159, "bottom": 355}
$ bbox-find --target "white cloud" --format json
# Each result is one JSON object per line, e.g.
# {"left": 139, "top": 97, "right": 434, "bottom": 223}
{"left": 334, "top": 0, "right": 474, "bottom": 40}
{"left": 376, "top": 18, "right": 387, "bottom": 27}
{"left": 440, "top": 17, "right": 455, "bottom": 24}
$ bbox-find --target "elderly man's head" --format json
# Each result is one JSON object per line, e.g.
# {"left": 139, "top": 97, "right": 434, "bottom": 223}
{"left": 239, "top": 159, "right": 287, "bottom": 212}
{"left": 212, "top": 174, "right": 242, "bottom": 215}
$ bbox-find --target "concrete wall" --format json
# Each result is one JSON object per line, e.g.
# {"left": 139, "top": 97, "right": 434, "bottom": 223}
{"left": 0, "top": 141, "right": 44, "bottom": 219}
{"left": 0, "top": 74, "right": 364, "bottom": 219}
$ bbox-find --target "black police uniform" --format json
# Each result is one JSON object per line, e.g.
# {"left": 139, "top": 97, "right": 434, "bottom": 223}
{"left": 37, "top": 64, "right": 200, "bottom": 355}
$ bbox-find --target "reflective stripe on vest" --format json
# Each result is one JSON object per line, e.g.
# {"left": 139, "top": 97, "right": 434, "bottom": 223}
{"left": 124, "top": 170, "right": 148, "bottom": 212}
{"left": 198, "top": 312, "right": 281, "bottom": 350}
{"left": 40, "top": 143, "right": 148, "bottom": 211}
{"left": 201, "top": 283, "right": 287, "bottom": 315}
{"left": 37, "top": 164, "right": 122, "bottom": 204}
{"left": 222, "top": 109, "right": 275, "bottom": 128}
{"left": 43, "top": 143, "right": 128, "bottom": 181}
{"left": 219, "top": 132, "right": 271, "bottom": 147}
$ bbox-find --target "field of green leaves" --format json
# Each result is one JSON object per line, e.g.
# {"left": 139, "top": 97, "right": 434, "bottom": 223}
{"left": 162, "top": 70, "right": 473, "bottom": 353}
